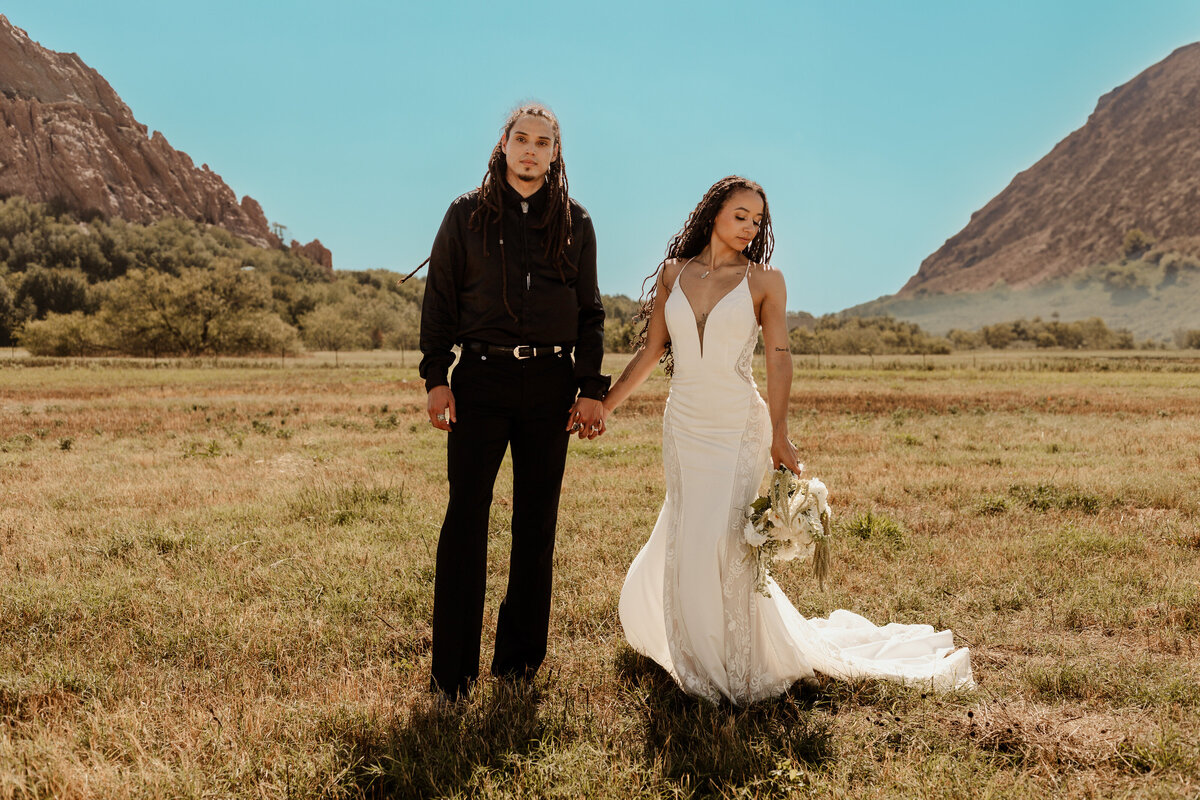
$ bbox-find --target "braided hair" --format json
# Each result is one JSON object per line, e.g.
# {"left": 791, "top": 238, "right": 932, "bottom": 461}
{"left": 633, "top": 176, "right": 775, "bottom": 373}
{"left": 468, "top": 103, "right": 574, "bottom": 322}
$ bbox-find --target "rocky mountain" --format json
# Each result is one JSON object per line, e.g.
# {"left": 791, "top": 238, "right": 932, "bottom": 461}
{"left": 899, "top": 42, "right": 1200, "bottom": 297}
{"left": 0, "top": 14, "right": 331, "bottom": 270}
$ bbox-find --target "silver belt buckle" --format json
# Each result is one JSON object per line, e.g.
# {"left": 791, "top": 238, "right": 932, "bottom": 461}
{"left": 512, "top": 345, "right": 532, "bottom": 360}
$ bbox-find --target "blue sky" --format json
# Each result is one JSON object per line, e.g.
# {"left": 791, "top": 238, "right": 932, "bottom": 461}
{"left": 5, "top": 1, "right": 1199, "bottom": 313}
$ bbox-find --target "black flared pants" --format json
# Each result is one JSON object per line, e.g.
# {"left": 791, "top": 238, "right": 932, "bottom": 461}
{"left": 429, "top": 349, "right": 575, "bottom": 699}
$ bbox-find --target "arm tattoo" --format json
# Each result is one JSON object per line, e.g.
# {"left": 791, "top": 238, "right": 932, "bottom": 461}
{"left": 774, "top": 347, "right": 790, "bottom": 352}
{"left": 613, "top": 350, "right": 644, "bottom": 387}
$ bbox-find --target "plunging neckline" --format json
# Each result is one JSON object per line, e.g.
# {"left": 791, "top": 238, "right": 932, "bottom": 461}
{"left": 676, "top": 260, "right": 750, "bottom": 357}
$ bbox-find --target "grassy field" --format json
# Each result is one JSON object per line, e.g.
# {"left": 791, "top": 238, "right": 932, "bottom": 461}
{"left": 1, "top": 349, "right": 1198, "bottom": 799}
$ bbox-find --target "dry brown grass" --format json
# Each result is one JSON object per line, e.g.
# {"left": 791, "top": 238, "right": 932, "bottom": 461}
{"left": 1, "top": 350, "right": 1198, "bottom": 798}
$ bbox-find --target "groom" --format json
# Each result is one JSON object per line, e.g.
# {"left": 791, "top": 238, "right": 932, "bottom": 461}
{"left": 419, "top": 103, "right": 609, "bottom": 700}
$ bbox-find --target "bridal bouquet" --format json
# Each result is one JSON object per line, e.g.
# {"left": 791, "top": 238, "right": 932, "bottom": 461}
{"left": 744, "top": 466, "right": 833, "bottom": 597}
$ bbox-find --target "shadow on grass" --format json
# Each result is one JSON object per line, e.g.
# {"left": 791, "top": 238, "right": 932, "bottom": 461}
{"left": 327, "top": 681, "right": 546, "bottom": 798}
{"left": 614, "top": 647, "right": 836, "bottom": 795}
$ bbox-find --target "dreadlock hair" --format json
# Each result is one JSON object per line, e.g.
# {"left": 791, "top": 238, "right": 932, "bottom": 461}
{"left": 468, "top": 102, "right": 575, "bottom": 322}
{"left": 632, "top": 175, "right": 775, "bottom": 374}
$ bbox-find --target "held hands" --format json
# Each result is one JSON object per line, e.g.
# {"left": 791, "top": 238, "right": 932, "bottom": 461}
{"left": 429, "top": 388, "right": 608, "bottom": 439}
{"left": 566, "top": 397, "right": 607, "bottom": 440}
{"left": 427, "top": 385, "right": 455, "bottom": 432}
{"left": 771, "top": 429, "right": 802, "bottom": 474}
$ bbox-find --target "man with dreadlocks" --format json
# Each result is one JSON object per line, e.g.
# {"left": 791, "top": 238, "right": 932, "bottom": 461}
{"left": 419, "top": 103, "right": 608, "bottom": 700}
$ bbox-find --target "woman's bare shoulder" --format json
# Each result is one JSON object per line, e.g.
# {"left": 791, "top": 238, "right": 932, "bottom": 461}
{"left": 748, "top": 261, "right": 786, "bottom": 287}
{"left": 661, "top": 258, "right": 686, "bottom": 289}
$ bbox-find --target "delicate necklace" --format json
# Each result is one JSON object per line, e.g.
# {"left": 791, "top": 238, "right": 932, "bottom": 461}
{"left": 698, "top": 254, "right": 743, "bottom": 279}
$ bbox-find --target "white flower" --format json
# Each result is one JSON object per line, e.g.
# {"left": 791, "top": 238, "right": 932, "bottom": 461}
{"left": 743, "top": 520, "right": 769, "bottom": 548}
{"left": 777, "top": 538, "right": 816, "bottom": 562}
{"left": 807, "top": 478, "right": 829, "bottom": 515}
{"left": 776, "top": 540, "right": 802, "bottom": 562}
{"left": 775, "top": 521, "right": 801, "bottom": 545}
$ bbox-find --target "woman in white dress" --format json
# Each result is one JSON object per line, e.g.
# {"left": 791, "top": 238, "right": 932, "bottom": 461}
{"left": 599, "top": 176, "right": 973, "bottom": 705}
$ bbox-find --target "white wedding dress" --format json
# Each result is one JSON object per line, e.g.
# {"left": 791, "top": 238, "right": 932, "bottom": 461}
{"left": 619, "top": 262, "right": 974, "bottom": 705}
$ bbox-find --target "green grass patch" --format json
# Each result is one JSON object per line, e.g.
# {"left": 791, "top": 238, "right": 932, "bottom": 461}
{"left": 289, "top": 481, "right": 405, "bottom": 526}
{"left": 842, "top": 511, "right": 908, "bottom": 548}
{"left": 976, "top": 495, "right": 1010, "bottom": 515}
{"left": 1009, "top": 483, "right": 1104, "bottom": 514}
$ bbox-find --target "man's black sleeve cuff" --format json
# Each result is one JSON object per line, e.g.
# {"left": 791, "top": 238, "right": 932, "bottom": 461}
{"left": 577, "top": 375, "right": 611, "bottom": 401}
{"left": 423, "top": 368, "right": 449, "bottom": 392}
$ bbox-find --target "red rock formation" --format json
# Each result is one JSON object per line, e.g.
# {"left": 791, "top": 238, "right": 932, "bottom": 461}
{"left": 901, "top": 42, "right": 1200, "bottom": 296}
{"left": 290, "top": 238, "right": 334, "bottom": 275}
{"left": 0, "top": 14, "right": 319, "bottom": 259}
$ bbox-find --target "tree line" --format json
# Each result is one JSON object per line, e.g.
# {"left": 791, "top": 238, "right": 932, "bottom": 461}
{"left": 3, "top": 197, "right": 1195, "bottom": 358}
{"left": 0, "top": 197, "right": 421, "bottom": 356}
{"left": 601, "top": 301, "right": 1169, "bottom": 355}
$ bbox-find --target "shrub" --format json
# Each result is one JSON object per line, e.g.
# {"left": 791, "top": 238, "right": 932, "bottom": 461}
{"left": 982, "top": 323, "right": 1015, "bottom": 349}
{"left": 300, "top": 303, "right": 371, "bottom": 353}
{"left": 843, "top": 511, "right": 907, "bottom": 547}
{"left": 17, "top": 311, "right": 103, "bottom": 356}
{"left": 1161, "top": 252, "right": 1200, "bottom": 275}
{"left": 1008, "top": 484, "right": 1103, "bottom": 514}
{"left": 1102, "top": 263, "right": 1148, "bottom": 292}
{"left": 97, "top": 263, "right": 302, "bottom": 356}
{"left": 1121, "top": 228, "right": 1155, "bottom": 259}
{"left": 604, "top": 317, "right": 640, "bottom": 354}
{"left": 969, "top": 317, "right": 1133, "bottom": 351}
{"left": 786, "top": 315, "right": 948, "bottom": 355}
{"left": 976, "top": 496, "right": 1009, "bottom": 516}
{"left": 13, "top": 265, "right": 92, "bottom": 317}
{"left": 212, "top": 311, "right": 303, "bottom": 355}
{"left": 1175, "top": 329, "right": 1200, "bottom": 350}
{"left": 947, "top": 328, "right": 983, "bottom": 350}
{"left": 0, "top": 273, "right": 14, "bottom": 346}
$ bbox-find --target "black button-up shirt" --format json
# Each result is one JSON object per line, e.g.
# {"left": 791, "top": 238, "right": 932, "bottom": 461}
{"left": 419, "top": 182, "right": 609, "bottom": 400}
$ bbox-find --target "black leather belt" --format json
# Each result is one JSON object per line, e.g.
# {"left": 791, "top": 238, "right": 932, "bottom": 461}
{"left": 463, "top": 342, "right": 566, "bottom": 360}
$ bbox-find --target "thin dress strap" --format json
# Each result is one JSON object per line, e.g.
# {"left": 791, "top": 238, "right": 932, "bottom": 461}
{"left": 671, "top": 256, "right": 697, "bottom": 290}
{"left": 744, "top": 260, "right": 760, "bottom": 325}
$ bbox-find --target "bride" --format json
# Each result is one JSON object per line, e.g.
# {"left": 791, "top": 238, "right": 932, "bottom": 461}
{"left": 599, "top": 176, "right": 973, "bottom": 705}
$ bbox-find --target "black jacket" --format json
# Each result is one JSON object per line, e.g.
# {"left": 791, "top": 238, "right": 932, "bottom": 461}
{"left": 419, "top": 182, "right": 609, "bottom": 400}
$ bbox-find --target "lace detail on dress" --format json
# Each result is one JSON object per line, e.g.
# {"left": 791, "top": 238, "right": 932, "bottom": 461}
{"left": 719, "top": 321, "right": 774, "bottom": 704}
{"left": 734, "top": 322, "right": 756, "bottom": 387}
{"left": 661, "top": 406, "right": 721, "bottom": 703}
